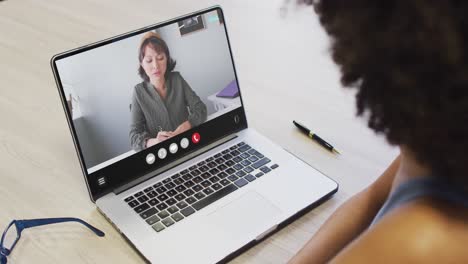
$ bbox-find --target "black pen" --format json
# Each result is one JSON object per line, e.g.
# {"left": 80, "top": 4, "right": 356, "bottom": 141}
{"left": 293, "top": 120, "right": 341, "bottom": 155}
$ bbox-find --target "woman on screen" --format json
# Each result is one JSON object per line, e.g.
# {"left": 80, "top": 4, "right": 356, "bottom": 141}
{"left": 130, "top": 32, "right": 207, "bottom": 151}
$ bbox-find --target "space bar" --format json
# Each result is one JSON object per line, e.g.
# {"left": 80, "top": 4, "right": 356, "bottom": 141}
{"left": 192, "top": 184, "right": 238, "bottom": 211}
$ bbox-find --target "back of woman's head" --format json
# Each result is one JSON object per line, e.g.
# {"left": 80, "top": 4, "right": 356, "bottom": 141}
{"left": 302, "top": 0, "right": 468, "bottom": 189}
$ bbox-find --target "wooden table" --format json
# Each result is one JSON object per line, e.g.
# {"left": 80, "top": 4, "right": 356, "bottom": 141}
{"left": 0, "top": 0, "right": 398, "bottom": 263}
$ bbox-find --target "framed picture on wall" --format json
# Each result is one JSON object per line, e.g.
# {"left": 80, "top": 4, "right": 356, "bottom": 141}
{"left": 178, "top": 15, "right": 205, "bottom": 36}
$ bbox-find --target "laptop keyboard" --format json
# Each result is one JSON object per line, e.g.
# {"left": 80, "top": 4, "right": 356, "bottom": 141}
{"left": 123, "top": 142, "right": 279, "bottom": 233}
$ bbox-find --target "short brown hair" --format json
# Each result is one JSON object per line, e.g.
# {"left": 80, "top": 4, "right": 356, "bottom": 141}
{"left": 303, "top": 1, "right": 468, "bottom": 189}
{"left": 138, "top": 33, "right": 176, "bottom": 81}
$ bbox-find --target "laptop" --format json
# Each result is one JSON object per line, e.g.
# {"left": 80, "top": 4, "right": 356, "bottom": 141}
{"left": 50, "top": 6, "right": 338, "bottom": 263}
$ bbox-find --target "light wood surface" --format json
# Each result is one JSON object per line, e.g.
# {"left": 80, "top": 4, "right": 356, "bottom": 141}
{"left": 0, "top": 0, "right": 398, "bottom": 263}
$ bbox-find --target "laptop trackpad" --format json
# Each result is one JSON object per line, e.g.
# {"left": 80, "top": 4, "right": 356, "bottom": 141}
{"left": 208, "top": 191, "right": 283, "bottom": 240}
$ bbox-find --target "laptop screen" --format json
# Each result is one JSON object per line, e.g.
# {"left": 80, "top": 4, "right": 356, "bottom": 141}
{"left": 51, "top": 7, "right": 246, "bottom": 199}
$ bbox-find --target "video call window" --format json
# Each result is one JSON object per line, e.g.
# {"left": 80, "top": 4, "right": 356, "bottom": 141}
{"left": 55, "top": 11, "right": 241, "bottom": 173}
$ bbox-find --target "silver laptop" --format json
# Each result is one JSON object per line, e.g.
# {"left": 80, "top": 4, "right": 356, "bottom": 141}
{"left": 50, "top": 6, "right": 338, "bottom": 263}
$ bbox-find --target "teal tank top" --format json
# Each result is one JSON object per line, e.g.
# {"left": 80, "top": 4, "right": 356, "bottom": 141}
{"left": 371, "top": 176, "right": 468, "bottom": 226}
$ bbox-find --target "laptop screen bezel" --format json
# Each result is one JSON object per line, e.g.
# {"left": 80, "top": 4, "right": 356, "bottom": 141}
{"left": 50, "top": 6, "right": 248, "bottom": 201}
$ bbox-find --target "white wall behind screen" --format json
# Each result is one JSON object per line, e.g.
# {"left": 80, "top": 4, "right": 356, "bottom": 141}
{"left": 159, "top": 10, "right": 236, "bottom": 116}
{"left": 57, "top": 35, "right": 140, "bottom": 168}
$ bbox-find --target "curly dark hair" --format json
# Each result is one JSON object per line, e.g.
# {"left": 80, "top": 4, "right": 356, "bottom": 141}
{"left": 300, "top": 0, "right": 468, "bottom": 189}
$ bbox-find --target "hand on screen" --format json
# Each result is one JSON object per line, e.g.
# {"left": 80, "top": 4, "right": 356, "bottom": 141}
{"left": 173, "top": 121, "right": 192, "bottom": 136}
{"left": 146, "top": 131, "right": 174, "bottom": 148}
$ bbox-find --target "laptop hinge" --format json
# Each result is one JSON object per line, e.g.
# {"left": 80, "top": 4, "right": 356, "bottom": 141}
{"left": 113, "top": 134, "right": 238, "bottom": 195}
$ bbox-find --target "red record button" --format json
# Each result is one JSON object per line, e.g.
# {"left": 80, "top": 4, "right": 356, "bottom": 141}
{"left": 192, "top": 132, "right": 201, "bottom": 144}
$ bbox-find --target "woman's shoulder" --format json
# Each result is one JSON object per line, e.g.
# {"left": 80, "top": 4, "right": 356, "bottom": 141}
{"left": 332, "top": 199, "right": 468, "bottom": 262}
{"left": 134, "top": 81, "right": 146, "bottom": 90}
{"left": 167, "top": 71, "right": 183, "bottom": 81}
{"left": 133, "top": 81, "right": 149, "bottom": 94}
{"left": 376, "top": 200, "right": 468, "bottom": 260}
{"left": 166, "top": 71, "right": 188, "bottom": 90}
{"left": 132, "top": 82, "right": 150, "bottom": 101}
{"left": 387, "top": 198, "right": 468, "bottom": 238}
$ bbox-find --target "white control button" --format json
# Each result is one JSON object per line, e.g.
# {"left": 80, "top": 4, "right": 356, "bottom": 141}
{"left": 158, "top": 148, "right": 167, "bottom": 159}
{"left": 146, "top": 153, "right": 156, "bottom": 164}
{"left": 180, "top": 138, "right": 189, "bottom": 149}
{"left": 169, "top": 143, "right": 178, "bottom": 154}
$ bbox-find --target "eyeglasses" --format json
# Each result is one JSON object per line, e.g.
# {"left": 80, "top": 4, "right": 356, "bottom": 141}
{"left": 0, "top": 217, "right": 105, "bottom": 264}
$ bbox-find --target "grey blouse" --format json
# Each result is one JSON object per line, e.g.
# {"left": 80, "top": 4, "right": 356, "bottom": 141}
{"left": 130, "top": 71, "right": 207, "bottom": 151}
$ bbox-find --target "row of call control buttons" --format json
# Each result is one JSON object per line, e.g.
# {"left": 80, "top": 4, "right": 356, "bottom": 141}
{"left": 146, "top": 133, "right": 201, "bottom": 164}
